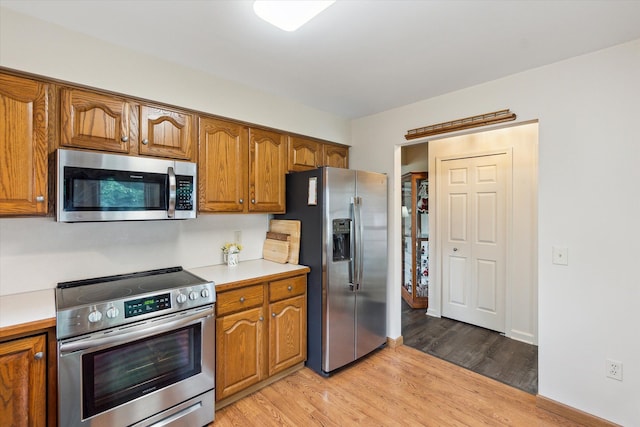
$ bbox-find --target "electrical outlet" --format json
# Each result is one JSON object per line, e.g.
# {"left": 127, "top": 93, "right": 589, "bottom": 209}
{"left": 606, "top": 359, "right": 623, "bottom": 381}
{"left": 234, "top": 230, "right": 242, "bottom": 244}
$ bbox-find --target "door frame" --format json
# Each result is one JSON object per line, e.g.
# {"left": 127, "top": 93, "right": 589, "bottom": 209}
{"left": 426, "top": 122, "right": 538, "bottom": 345}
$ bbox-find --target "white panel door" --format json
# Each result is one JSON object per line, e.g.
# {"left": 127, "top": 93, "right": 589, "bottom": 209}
{"left": 441, "top": 153, "right": 507, "bottom": 332}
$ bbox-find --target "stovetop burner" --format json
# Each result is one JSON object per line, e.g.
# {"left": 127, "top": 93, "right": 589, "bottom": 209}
{"left": 56, "top": 266, "right": 206, "bottom": 309}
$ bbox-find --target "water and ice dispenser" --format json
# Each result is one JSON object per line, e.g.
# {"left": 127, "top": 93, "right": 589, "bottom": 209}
{"left": 332, "top": 219, "right": 351, "bottom": 262}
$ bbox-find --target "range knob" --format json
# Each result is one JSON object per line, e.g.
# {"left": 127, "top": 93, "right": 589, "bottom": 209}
{"left": 176, "top": 293, "right": 187, "bottom": 304}
{"left": 201, "top": 289, "right": 210, "bottom": 298}
{"left": 189, "top": 291, "right": 198, "bottom": 300}
{"left": 88, "top": 309, "right": 103, "bottom": 323}
{"left": 106, "top": 307, "right": 120, "bottom": 319}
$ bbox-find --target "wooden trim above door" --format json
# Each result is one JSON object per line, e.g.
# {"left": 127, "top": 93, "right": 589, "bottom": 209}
{"left": 405, "top": 109, "right": 516, "bottom": 140}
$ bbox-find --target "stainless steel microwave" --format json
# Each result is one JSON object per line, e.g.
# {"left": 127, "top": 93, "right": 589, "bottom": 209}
{"left": 57, "top": 149, "right": 197, "bottom": 222}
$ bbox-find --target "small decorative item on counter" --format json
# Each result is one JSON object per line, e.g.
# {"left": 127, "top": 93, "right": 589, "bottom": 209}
{"left": 221, "top": 242, "right": 242, "bottom": 266}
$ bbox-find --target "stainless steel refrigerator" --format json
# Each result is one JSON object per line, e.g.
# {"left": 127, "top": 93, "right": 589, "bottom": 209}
{"left": 276, "top": 167, "right": 387, "bottom": 375}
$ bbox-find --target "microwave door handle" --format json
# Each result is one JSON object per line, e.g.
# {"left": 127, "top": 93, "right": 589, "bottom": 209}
{"left": 167, "top": 166, "right": 176, "bottom": 218}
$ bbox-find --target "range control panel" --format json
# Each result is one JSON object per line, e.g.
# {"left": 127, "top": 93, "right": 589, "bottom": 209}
{"left": 125, "top": 293, "right": 171, "bottom": 318}
{"left": 56, "top": 283, "right": 215, "bottom": 339}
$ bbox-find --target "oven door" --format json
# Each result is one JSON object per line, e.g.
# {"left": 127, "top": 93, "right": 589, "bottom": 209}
{"left": 58, "top": 306, "right": 215, "bottom": 427}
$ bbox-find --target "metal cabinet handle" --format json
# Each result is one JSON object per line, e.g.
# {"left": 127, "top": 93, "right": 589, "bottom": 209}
{"left": 239, "top": 199, "right": 244, "bottom": 204}
{"left": 251, "top": 199, "right": 256, "bottom": 204}
{"left": 287, "top": 286, "right": 293, "bottom": 291}
{"left": 141, "top": 139, "right": 149, "bottom": 145}
{"left": 121, "top": 136, "right": 129, "bottom": 142}
{"left": 259, "top": 316, "right": 264, "bottom": 322}
{"left": 34, "top": 352, "right": 44, "bottom": 360}
{"left": 36, "top": 196, "right": 44, "bottom": 202}
{"left": 272, "top": 312, "right": 276, "bottom": 317}
{"left": 453, "top": 248, "right": 458, "bottom": 252}
{"left": 239, "top": 297, "right": 245, "bottom": 303}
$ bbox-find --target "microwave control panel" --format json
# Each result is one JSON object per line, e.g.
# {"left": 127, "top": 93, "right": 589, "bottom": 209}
{"left": 176, "top": 176, "right": 194, "bottom": 211}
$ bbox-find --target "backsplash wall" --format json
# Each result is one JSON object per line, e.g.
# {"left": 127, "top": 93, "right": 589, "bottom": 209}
{"left": 0, "top": 214, "right": 269, "bottom": 296}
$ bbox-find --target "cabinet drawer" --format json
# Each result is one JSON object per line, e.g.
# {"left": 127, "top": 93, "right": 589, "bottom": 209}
{"left": 269, "top": 275, "right": 306, "bottom": 302}
{"left": 217, "top": 285, "right": 264, "bottom": 316}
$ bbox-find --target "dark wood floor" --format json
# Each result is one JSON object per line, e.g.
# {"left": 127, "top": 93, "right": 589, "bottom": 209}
{"left": 402, "top": 300, "right": 538, "bottom": 394}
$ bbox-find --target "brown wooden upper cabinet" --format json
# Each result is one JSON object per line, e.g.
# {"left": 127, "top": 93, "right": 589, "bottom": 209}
{"left": 199, "top": 118, "right": 286, "bottom": 213}
{"left": 60, "top": 88, "right": 195, "bottom": 161}
{"left": 288, "top": 136, "right": 322, "bottom": 171}
{"left": 323, "top": 143, "right": 349, "bottom": 169}
{"left": 139, "top": 105, "right": 194, "bottom": 160}
{"left": 60, "top": 88, "right": 132, "bottom": 154}
{"left": 248, "top": 128, "right": 286, "bottom": 213}
{"left": 287, "top": 136, "right": 349, "bottom": 172}
{"left": 199, "top": 117, "right": 248, "bottom": 213}
{"left": 0, "top": 74, "right": 50, "bottom": 216}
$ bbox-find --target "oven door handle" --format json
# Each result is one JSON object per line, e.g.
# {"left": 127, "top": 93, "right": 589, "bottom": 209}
{"left": 59, "top": 309, "right": 212, "bottom": 354}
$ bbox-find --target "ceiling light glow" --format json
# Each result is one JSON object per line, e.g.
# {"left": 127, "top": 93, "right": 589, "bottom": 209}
{"left": 253, "top": 1, "right": 336, "bottom": 32}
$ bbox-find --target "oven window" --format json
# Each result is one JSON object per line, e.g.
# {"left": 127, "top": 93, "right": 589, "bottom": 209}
{"left": 65, "top": 166, "right": 167, "bottom": 211}
{"left": 82, "top": 324, "right": 201, "bottom": 419}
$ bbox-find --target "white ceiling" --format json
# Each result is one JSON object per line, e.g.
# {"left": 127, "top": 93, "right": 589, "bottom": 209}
{"left": 3, "top": 0, "right": 640, "bottom": 119}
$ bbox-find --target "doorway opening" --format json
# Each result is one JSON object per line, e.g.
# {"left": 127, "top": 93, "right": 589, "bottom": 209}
{"left": 399, "top": 122, "right": 538, "bottom": 393}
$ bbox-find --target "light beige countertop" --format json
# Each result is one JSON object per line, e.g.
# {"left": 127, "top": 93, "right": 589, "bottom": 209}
{"left": 0, "top": 260, "right": 309, "bottom": 336}
{"left": 0, "top": 289, "right": 56, "bottom": 337}
{"left": 189, "top": 259, "right": 310, "bottom": 291}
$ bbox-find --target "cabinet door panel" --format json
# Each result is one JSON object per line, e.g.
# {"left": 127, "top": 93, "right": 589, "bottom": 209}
{"left": 0, "top": 74, "right": 49, "bottom": 215}
{"left": 140, "top": 105, "right": 194, "bottom": 160}
{"left": 249, "top": 128, "right": 286, "bottom": 213}
{"left": 198, "top": 118, "right": 247, "bottom": 212}
{"left": 288, "top": 136, "right": 321, "bottom": 172}
{"left": 0, "top": 334, "right": 46, "bottom": 427}
{"left": 60, "top": 88, "right": 130, "bottom": 153}
{"left": 324, "top": 144, "right": 349, "bottom": 169}
{"left": 216, "top": 307, "right": 265, "bottom": 401}
{"left": 269, "top": 295, "right": 306, "bottom": 376}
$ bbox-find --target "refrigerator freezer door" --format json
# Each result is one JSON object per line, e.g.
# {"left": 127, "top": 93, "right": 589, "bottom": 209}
{"left": 355, "top": 170, "right": 388, "bottom": 360}
{"left": 323, "top": 168, "right": 357, "bottom": 373}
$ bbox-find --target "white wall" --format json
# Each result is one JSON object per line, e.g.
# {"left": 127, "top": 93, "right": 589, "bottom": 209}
{"left": 0, "top": 8, "right": 350, "bottom": 296}
{"left": 0, "top": 7, "right": 350, "bottom": 142}
{"left": 0, "top": 215, "right": 269, "bottom": 295}
{"left": 351, "top": 39, "right": 640, "bottom": 425}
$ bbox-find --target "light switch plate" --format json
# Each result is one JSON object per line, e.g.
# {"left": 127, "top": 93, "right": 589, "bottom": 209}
{"left": 552, "top": 246, "right": 568, "bottom": 265}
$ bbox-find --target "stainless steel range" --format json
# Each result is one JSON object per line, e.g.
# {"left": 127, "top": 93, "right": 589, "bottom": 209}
{"left": 55, "top": 266, "right": 215, "bottom": 427}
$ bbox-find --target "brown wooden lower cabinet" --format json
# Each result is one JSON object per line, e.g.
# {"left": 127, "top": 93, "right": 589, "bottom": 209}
{"left": 215, "top": 273, "right": 307, "bottom": 407}
{"left": 0, "top": 333, "right": 47, "bottom": 427}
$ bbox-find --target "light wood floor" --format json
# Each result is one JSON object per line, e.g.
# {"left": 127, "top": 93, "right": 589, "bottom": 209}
{"left": 212, "top": 345, "right": 581, "bottom": 426}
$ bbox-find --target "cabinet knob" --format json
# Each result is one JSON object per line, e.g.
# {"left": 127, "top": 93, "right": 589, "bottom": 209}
{"left": 239, "top": 199, "right": 244, "bottom": 204}
{"left": 239, "top": 297, "right": 245, "bottom": 303}
{"left": 259, "top": 316, "right": 264, "bottom": 322}
{"left": 141, "top": 139, "right": 149, "bottom": 145}
{"left": 287, "top": 285, "right": 293, "bottom": 291}
{"left": 453, "top": 248, "right": 458, "bottom": 252}
{"left": 121, "top": 136, "right": 129, "bottom": 142}
{"left": 272, "top": 312, "right": 276, "bottom": 317}
{"left": 36, "top": 196, "right": 45, "bottom": 202}
{"left": 34, "top": 352, "right": 44, "bottom": 360}
{"left": 251, "top": 199, "right": 256, "bottom": 204}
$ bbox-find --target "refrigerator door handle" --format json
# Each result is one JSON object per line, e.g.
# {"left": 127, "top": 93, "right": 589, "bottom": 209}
{"left": 352, "top": 196, "right": 363, "bottom": 290}
{"left": 349, "top": 198, "right": 356, "bottom": 291}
